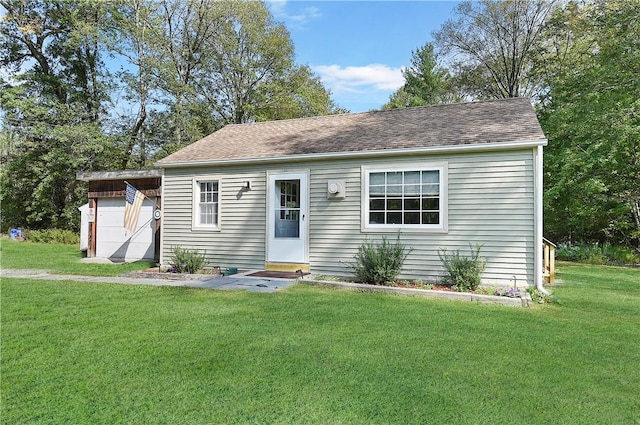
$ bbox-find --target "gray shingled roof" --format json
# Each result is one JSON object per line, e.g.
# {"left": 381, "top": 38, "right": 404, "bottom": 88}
{"left": 157, "top": 98, "right": 546, "bottom": 166}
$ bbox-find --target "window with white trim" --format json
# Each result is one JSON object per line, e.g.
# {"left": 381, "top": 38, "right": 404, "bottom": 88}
{"left": 194, "top": 180, "right": 219, "bottom": 228}
{"left": 363, "top": 165, "right": 446, "bottom": 231}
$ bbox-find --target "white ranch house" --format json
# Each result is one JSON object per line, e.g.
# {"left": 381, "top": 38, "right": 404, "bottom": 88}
{"left": 156, "top": 98, "right": 548, "bottom": 288}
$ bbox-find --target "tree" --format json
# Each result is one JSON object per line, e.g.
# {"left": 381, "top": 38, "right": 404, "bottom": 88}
{"left": 195, "top": 1, "right": 341, "bottom": 125}
{"left": 0, "top": 0, "right": 116, "bottom": 230}
{"left": 383, "top": 42, "right": 459, "bottom": 109}
{"left": 143, "top": 0, "right": 227, "bottom": 148}
{"left": 254, "top": 64, "right": 346, "bottom": 121}
{"left": 537, "top": 0, "right": 640, "bottom": 249}
{"left": 105, "top": 0, "right": 156, "bottom": 169}
{"left": 189, "top": 0, "right": 290, "bottom": 125}
{"left": 433, "top": 0, "right": 556, "bottom": 99}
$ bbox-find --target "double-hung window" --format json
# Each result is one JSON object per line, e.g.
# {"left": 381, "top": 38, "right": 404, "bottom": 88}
{"left": 362, "top": 164, "right": 447, "bottom": 232}
{"left": 193, "top": 179, "right": 219, "bottom": 229}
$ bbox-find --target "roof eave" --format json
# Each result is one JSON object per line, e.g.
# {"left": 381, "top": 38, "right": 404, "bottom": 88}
{"left": 154, "top": 139, "right": 548, "bottom": 169}
{"left": 76, "top": 169, "right": 163, "bottom": 182}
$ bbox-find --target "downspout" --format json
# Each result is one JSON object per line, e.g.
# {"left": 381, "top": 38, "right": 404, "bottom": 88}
{"left": 535, "top": 145, "right": 552, "bottom": 296}
{"left": 158, "top": 172, "right": 165, "bottom": 267}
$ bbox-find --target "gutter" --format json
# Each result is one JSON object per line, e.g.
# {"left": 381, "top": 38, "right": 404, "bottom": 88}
{"left": 154, "top": 139, "right": 548, "bottom": 169}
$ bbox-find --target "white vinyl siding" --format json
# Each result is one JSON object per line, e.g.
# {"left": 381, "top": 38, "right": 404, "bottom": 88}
{"left": 161, "top": 148, "right": 536, "bottom": 287}
{"left": 308, "top": 151, "right": 534, "bottom": 287}
{"left": 163, "top": 169, "right": 266, "bottom": 269}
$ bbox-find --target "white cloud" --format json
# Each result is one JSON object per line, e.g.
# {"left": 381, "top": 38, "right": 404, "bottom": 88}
{"left": 312, "top": 64, "right": 405, "bottom": 94}
{"left": 287, "top": 6, "right": 321, "bottom": 29}
{"left": 267, "top": 0, "right": 287, "bottom": 17}
{"left": 267, "top": 1, "right": 321, "bottom": 30}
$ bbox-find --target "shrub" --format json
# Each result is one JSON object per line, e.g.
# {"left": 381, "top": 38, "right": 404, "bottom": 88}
{"left": 556, "top": 244, "right": 640, "bottom": 266}
{"left": 348, "top": 234, "right": 412, "bottom": 285}
{"left": 527, "top": 287, "right": 553, "bottom": 304}
{"left": 23, "top": 229, "right": 80, "bottom": 245}
{"left": 438, "top": 244, "right": 486, "bottom": 292}
{"left": 603, "top": 245, "right": 640, "bottom": 264}
{"left": 169, "top": 246, "right": 206, "bottom": 274}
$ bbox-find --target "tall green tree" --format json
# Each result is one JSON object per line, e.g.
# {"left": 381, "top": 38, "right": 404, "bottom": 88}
{"left": 0, "top": 0, "right": 116, "bottom": 230}
{"left": 383, "top": 42, "right": 459, "bottom": 109}
{"left": 101, "top": 0, "right": 225, "bottom": 165}
{"left": 254, "top": 64, "right": 346, "bottom": 121}
{"left": 195, "top": 1, "right": 341, "bottom": 124}
{"left": 537, "top": 0, "right": 640, "bottom": 248}
{"left": 199, "top": 1, "right": 293, "bottom": 124}
{"left": 433, "top": 0, "right": 556, "bottom": 99}
{"left": 105, "top": 0, "right": 157, "bottom": 169}
{"left": 146, "top": 0, "right": 227, "bottom": 147}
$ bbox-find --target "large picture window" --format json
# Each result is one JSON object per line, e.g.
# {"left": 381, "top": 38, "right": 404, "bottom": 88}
{"left": 193, "top": 179, "right": 219, "bottom": 229}
{"left": 363, "top": 164, "right": 447, "bottom": 232}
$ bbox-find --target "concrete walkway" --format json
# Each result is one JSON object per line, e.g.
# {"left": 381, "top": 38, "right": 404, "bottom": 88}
{"left": 0, "top": 269, "right": 298, "bottom": 293}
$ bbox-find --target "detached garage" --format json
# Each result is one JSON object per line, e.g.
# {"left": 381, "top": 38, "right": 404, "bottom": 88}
{"left": 76, "top": 170, "right": 162, "bottom": 262}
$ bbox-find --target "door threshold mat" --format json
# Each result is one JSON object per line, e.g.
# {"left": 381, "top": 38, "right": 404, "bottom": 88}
{"left": 247, "top": 270, "right": 309, "bottom": 279}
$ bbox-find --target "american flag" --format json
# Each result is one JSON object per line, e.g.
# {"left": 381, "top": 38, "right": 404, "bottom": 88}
{"left": 124, "top": 182, "right": 145, "bottom": 232}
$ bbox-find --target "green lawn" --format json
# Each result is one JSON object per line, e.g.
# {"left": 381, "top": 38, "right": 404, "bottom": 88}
{"left": 0, "top": 239, "right": 154, "bottom": 276}
{"left": 2, "top": 249, "right": 639, "bottom": 423}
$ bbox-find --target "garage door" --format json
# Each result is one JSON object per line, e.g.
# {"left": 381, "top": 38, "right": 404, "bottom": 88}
{"left": 96, "top": 198, "right": 156, "bottom": 261}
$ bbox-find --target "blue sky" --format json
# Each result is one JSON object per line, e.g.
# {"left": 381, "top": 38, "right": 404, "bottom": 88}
{"left": 268, "top": 1, "right": 461, "bottom": 112}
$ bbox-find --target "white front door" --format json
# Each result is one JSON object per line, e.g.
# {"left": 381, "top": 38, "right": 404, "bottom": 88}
{"left": 267, "top": 172, "right": 308, "bottom": 264}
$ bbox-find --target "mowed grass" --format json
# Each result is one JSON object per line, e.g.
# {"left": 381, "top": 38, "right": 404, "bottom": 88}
{"left": 0, "top": 239, "right": 154, "bottom": 276}
{"left": 2, "top": 257, "right": 639, "bottom": 423}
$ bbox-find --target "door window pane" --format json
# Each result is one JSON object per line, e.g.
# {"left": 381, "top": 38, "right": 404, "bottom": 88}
{"left": 275, "top": 179, "right": 300, "bottom": 238}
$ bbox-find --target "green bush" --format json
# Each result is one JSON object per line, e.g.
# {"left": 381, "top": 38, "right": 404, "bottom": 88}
{"left": 556, "top": 244, "right": 640, "bottom": 265}
{"left": 438, "top": 244, "right": 486, "bottom": 292}
{"left": 348, "top": 234, "right": 412, "bottom": 285}
{"left": 23, "top": 229, "right": 80, "bottom": 245}
{"left": 527, "top": 287, "right": 553, "bottom": 304}
{"left": 169, "top": 246, "right": 206, "bottom": 274}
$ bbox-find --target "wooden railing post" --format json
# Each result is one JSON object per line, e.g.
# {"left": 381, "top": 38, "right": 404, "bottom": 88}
{"left": 543, "top": 238, "right": 556, "bottom": 284}
{"left": 549, "top": 243, "right": 555, "bottom": 284}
